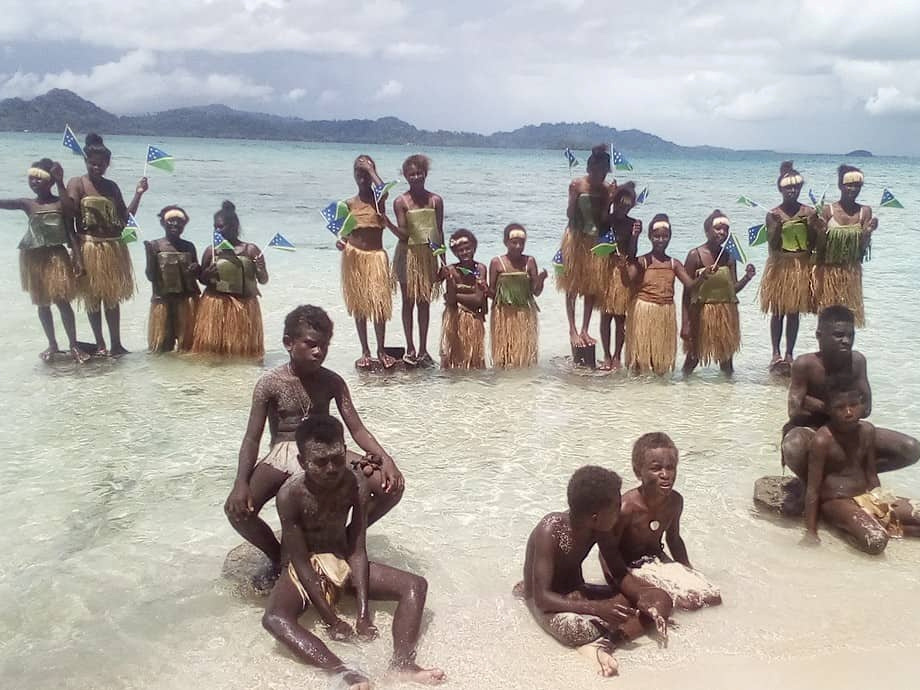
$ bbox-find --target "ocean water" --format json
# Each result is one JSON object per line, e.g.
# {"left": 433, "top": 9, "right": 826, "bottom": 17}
{"left": 1, "top": 133, "right": 919, "bottom": 689}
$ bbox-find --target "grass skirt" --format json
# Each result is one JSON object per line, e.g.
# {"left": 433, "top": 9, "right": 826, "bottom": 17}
{"left": 19, "top": 247, "right": 77, "bottom": 306}
{"left": 599, "top": 255, "right": 631, "bottom": 315}
{"left": 684, "top": 302, "right": 741, "bottom": 365}
{"left": 625, "top": 299, "right": 676, "bottom": 375}
{"left": 440, "top": 305, "right": 486, "bottom": 369}
{"left": 392, "top": 242, "right": 441, "bottom": 304}
{"left": 190, "top": 291, "right": 263, "bottom": 358}
{"left": 341, "top": 243, "right": 392, "bottom": 322}
{"left": 555, "top": 230, "right": 604, "bottom": 297}
{"left": 148, "top": 296, "right": 198, "bottom": 352}
{"left": 491, "top": 302, "right": 538, "bottom": 368}
{"left": 813, "top": 264, "right": 864, "bottom": 327}
{"left": 759, "top": 251, "right": 814, "bottom": 315}
{"left": 80, "top": 238, "right": 135, "bottom": 312}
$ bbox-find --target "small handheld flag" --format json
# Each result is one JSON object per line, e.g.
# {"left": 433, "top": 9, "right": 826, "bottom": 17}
{"left": 591, "top": 231, "right": 618, "bottom": 257}
{"left": 612, "top": 148, "right": 633, "bottom": 172}
{"left": 552, "top": 248, "right": 565, "bottom": 277}
{"left": 120, "top": 214, "right": 140, "bottom": 243}
{"left": 146, "top": 146, "right": 174, "bottom": 173}
{"left": 373, "top": 180, "right": 398, "bottom": 206}
{"left": 320, "top": 201, "right": 357, "bottom": 237}
{"left": 720, "top": 233, "right": 747, "bottom": 264}
{"left": 563, "top": 147, "right": 578, "bottom": 170}
{"left": 808, "top": 188, "right": 818, "bottom": 205}
{"left": 429, "top": 240, "right": 446, "bottom": 257}
{"left": 748, "top": 223, "right": 767, "bottom": 247}
{"left": 267, "top": 233, "right": 296, "bottom": 251}
{"left": 213, "top": 230, "right": 234, "bottom": 251}
{"left": 62, "top": 125, "right": 84, "bottom": 158}
{"left": 636, "top": 186, "right": 649, "bottom": 205}
{"left": 880, "top": 188, "right": 904, "bottom": 209}
{"left": 736, "top": 195, "right": 761, "bottom": 208}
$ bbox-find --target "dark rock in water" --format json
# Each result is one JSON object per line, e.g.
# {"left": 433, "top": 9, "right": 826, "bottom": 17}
{"left": 222, "top": 540, "right": 275, "bottom": 598}
{"left": 572, "top": 344, "right": 596, "bottom": 369}
{"left": 753, "top": 476, "right": 806, "bottom": 517}
{"left": 845, "top": 149, "right": 873, "bottom": 157}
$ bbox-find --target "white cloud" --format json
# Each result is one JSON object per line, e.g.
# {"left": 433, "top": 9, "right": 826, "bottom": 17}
{"left": 373, "top": 79, "right": 404, "bottom": 101}
{"left": 318, "top": 89, "right": 341, "bottom": 105}
{"left": 0, "top": 50, "right": 273, "bottom": 111}
{"left": 866, "top": 87, "right": 920, "bottom": 115}
{"left": 384, "top": 42, "right": 444, "bottom": 59}
{"left": 283, "top": 88, "right": 307, "bottom": 102}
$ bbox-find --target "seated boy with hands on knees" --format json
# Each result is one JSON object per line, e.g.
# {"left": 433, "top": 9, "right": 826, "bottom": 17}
{"left": 803, "top": 381, "right": 920, "bottom": 554}
{"left": 262, "top": 414, "right": 445, "bottom": 689}
{"left": 516, "top": 465, "right": 672, "bottom": 678}
{"left": 601, "top": 433, "right": 721, "bottom": 610}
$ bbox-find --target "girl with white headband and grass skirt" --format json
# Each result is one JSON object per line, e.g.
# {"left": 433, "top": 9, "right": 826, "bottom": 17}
{"left": 144, "top": 205, "right": 200, "bottom": 352}
{"left": 66, "top": 133, "right": 148, "bottom": 356}
{"left": 625, "top": 214, "right": 705, "bottom": 376}
{"left": 814, "top": 165, "right": 875, "bottom": 327}
{"left": 440, "top": 229, "right": 488, "bottom": 369}
{"left": 761, "top": 161, "right": 819, "bottom": 367}
{"left": 0, "top": 158, "right": 87, "bottom": 362}
{"left": 682, "top": 211, "right": 756, "bottom": 375}
{"left": 489, "top": 223, "right": 547, "bottom": 368}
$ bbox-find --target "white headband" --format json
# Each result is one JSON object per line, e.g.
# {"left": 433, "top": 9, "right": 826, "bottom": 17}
{"left": 163, "top": 209, "right": 187, "bottom": 221}
{"left": 842, "top": 171, "right": 864, "bottom": 184}
{"left": 508, "top": 229, "right": 527, "bottom": 240}
{"left": 449, "top": 236, "right": 471, "bottom": 247}
{"left": 651, "top": 221, "right": 671, "bottom": 232}
{"left": 27, "top": 167, "right": 51, "bottom": 180}
{"left": 779, "top": 174, "right": 803, "bottom": 188}
{"left": 711, "top": 216, "right": 730, "bottom": 227}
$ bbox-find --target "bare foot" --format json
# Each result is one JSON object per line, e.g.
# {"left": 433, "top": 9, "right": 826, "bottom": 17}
{"left": 338, "top": 668, "right": 371, "bottom": 690}
{"left": 569, "top": 330, "right": 585, "bottom": 348}
{"left": 110, "top": 343, "right": 130, "bottom": 356}
{"left": 39, "top": 346, "right": 58, "bottom": 362}
{"left": 389, "top": 662, "right": 446, "bottom": 686}
{"left": 580, "top": 330, "right": 596, "bottom": 346}
{"left": 70, "top": 346, "right": 90, "bottom": 364}
{"left": 355, "top": 355, "right": 374, "bottom": 369}
{"left": 598, "top": 357, "right": 615, "bottom": 371}
{"left": 378, "top": 352, "right": 398, "bottom": 369}
{"left": 403, "top": 351, "right": 418, "bottom": 366}
{"left": 92, "top": 347, "right": 110, "bottom": 358}
{"left": 416, "top": 352, "right": 435, "bottom": 368}
{"left": 577, "top": 641, "right": 618, "bottom": 677}
{"left": 784, "top": 353, "right": 794, "bottom": 364}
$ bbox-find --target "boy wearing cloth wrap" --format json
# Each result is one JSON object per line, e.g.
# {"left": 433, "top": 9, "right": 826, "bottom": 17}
{"left": 516, "top": 466, "right": 671, "bottom": 678}
{"left": 263, "top": 415, "right": 445, "bottom": 688}
{"left": 225, "top": 306, "right": 404, "bottom": 586}
{"left": 782, "top": 305, "right": 920, "bottom": 478}
{"left": 1, "top": 158, "right": 87, "bottom": 362}
{"left": 600, "top": 433, "right": 722, "bottom": 610}
{"left": 803, "top": 382, "right": 920, "bottom": 554}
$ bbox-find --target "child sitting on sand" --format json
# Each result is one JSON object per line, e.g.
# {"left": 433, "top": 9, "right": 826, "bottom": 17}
{"left": 601, "top": 432, "right": 722, "bottom": 610}
{"left": 516, "top": 465, "right": 672, "bottom": 678}
{"left": 804, "top": 382, "right": 920, "bottom": 554}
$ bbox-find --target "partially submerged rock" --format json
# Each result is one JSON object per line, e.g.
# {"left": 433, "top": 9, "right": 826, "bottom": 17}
{"left": 221, "top": 540, "right": 274, "bottom": 598}
{"left": 753, "top": 475, "right": 806, "bottom": 517}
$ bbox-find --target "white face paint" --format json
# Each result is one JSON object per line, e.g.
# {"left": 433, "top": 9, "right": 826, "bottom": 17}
{"left": 650, "top": 520, "right": 661, "bottom": 531}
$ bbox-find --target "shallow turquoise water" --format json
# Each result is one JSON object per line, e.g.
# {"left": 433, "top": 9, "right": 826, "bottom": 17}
{"left": 0, "top": 134, "right": 918, "bottom": 689}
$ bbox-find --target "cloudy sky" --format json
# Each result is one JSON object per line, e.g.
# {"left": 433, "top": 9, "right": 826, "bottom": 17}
{"left": 3, "top": 0, "right": 920, "bottom": 154}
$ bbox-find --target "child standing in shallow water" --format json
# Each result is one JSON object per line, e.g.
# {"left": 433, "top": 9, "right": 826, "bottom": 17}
{"left": 682, "top": 210, "right": 756, "bottom": 375}
{"left": 144, "top": 206, "right": 200, "bottom": 353}
{"left": 489, "top": 223, "right": 547, "bottom": 368}
{"left": 601, "top": 432, "right": 722, "bottom": 610}
{"left": 440, "top": 229, "right": 487, "bottom": 369}
{"left": 0, "top": 158, "right": 86, "bottom": 362}
{"left": 624, "top": 214, "right": 704, "bottom": 376}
